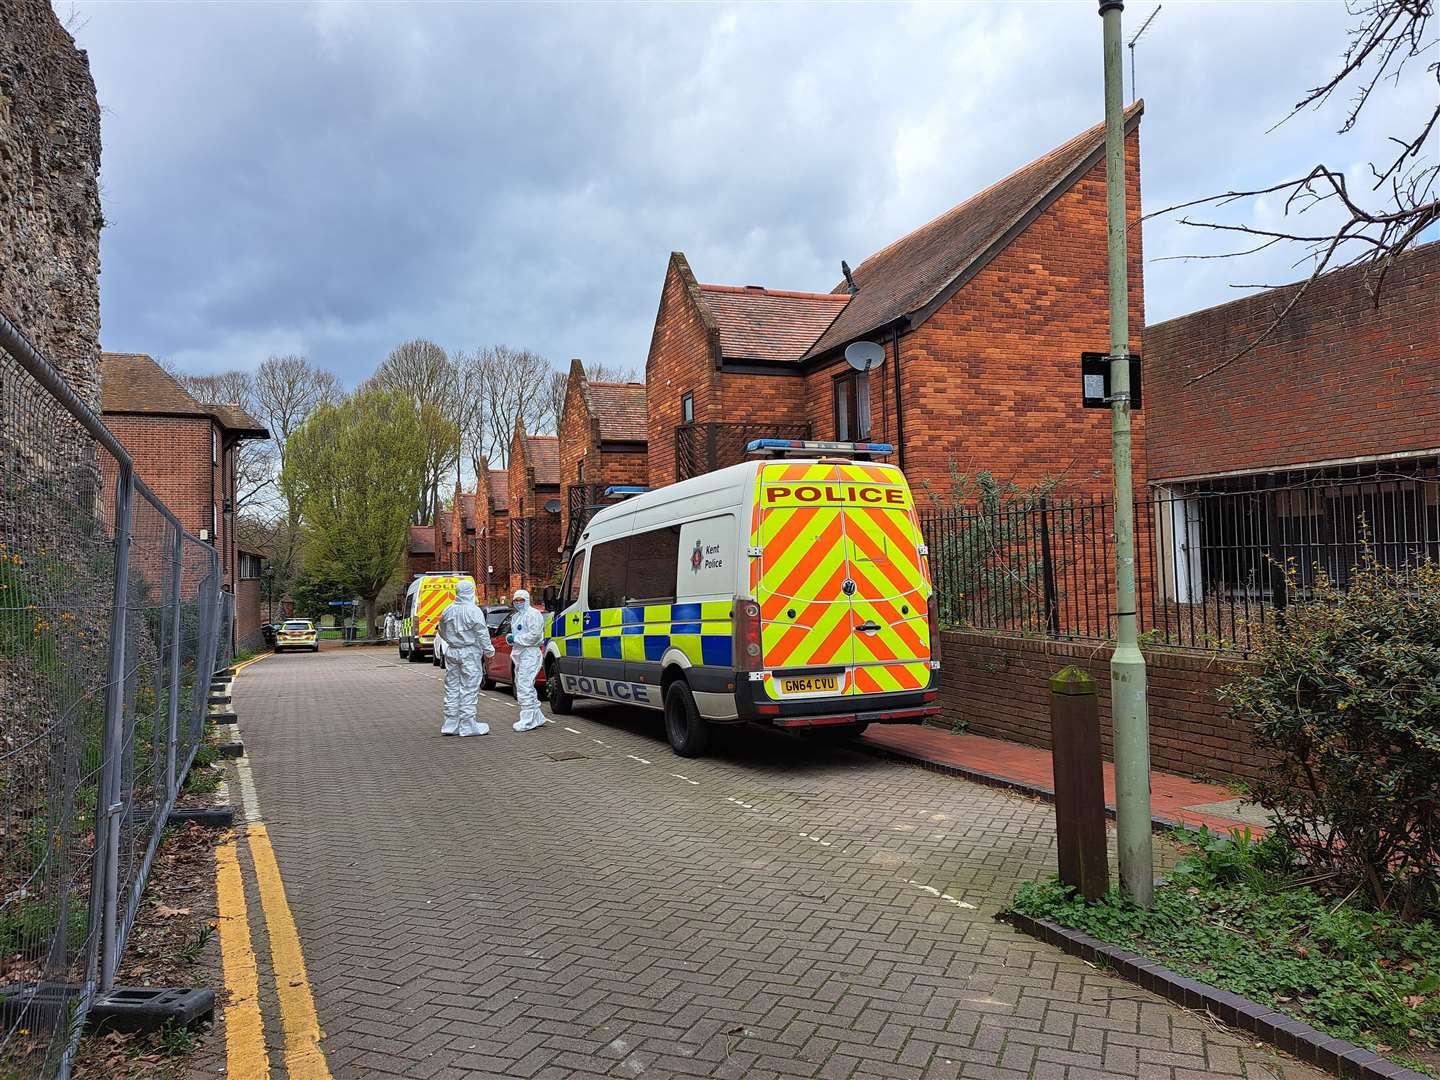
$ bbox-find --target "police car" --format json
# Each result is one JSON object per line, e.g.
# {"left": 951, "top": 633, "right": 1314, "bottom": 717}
{"left": 541, "top": 440, "right": 939, "bottom": 756}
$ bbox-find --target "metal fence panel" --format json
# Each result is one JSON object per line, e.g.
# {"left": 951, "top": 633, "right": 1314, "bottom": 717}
{"left": 1, "top": 315, "right": 227, "bottom": 1079}
{"left": 921, "top": 463, "right": 1440, "bottom": 653}
{"left": 0, "top": 342, "right": 115, "bottom": 1078}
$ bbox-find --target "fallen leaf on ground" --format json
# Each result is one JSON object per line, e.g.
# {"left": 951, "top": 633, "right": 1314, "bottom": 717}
{"left": 154, "top": 905, "right": 191, "bottom": 918}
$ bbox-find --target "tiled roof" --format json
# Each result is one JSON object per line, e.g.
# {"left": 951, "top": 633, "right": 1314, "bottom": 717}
{"left": 526, "top": 436, "right": 560, "bottom": 486}
{"left": 588, "top": 381, "right": 647, "bottom": 442}
{"left": 101, "top": 352, "right": 209, "bottom": 416}
{"left": 805, "top": 103, "right": 1143, "bottom": 359}
{"left": 100, "top": 351, "right": 268, "bottom": 436}
{"left": 487, "top": 470, "right": 510, "bottom": 507}
{"left": 696, "top": 285, "right": 850, "bottom": 364}
{"left": 407, "top": 525, "right": 435, "bottom": 555}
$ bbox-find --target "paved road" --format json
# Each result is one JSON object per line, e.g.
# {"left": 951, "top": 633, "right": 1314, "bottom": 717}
{"left": 233, "top": 648, "right": 1319, "bottom": 1080}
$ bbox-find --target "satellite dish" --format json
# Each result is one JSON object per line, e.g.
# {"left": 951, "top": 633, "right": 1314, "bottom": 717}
{"left": 844, "top": 341, "right": 886, "bottom": 372}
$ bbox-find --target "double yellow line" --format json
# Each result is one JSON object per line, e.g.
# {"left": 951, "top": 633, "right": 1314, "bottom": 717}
{"left": 214, "top": 829, "right": 331, "bottom": 1077}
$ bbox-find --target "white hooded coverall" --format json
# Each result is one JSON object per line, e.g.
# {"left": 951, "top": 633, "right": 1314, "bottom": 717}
{"left": 437, "top": 580, "right": 495, "bottom": 737}
{"left": 509, "top": 592, "right": 546, "bottom": 732}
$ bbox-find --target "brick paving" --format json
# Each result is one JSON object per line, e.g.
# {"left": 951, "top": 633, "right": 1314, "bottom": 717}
{"left": 858, "top": 727, "right": 1269, "bottom": 834}
{"left": 235, "top": 648, "right": 1320, "bottom": 1080}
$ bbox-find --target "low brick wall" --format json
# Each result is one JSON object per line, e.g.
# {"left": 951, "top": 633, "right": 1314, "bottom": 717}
{"left": 935, "top": 630, "right": 1270, "bottom": 783}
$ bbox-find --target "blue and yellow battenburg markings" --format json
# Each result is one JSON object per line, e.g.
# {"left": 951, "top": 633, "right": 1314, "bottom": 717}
{"left": 549, "top": 602, "right": 734, "bottom": 667}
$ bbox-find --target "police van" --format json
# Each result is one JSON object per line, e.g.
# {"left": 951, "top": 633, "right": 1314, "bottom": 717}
{"left": 400, "top": 572, "right": 474, "bottom": 663}
{"left": 541, "top": 440, "right": 939, "bottom": 756}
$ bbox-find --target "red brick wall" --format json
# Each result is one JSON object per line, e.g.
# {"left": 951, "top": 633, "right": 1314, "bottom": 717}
{"left": 936, "top": 630, "right": 1269, "bottom": 783}
{"left": 236, "top": 577, "right": 263, "bottom": 652}
{"left": 892, "top": 131, "right": 1146, "bottom": 497}
{"left": 558, "top": 372, "right": 592, "bottom": 541}
{"left": 1146, "top": 240, "right": 1440, "bottom": 482}
{"left": 720, "top": 371, "right": 808, "bottom": 426}
{"left": 599, "top": 447, "right": 648, "bottom": 487}
{"left": 104, "top": 414, "right": 216, "bottom": 537}
{"left": 645, "top": 254, "right": 721, "bottom": 488}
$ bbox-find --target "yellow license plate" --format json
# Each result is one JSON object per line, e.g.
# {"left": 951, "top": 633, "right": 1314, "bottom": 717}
{"left": 780, "top": 675, "right": 839, "bottom": 695}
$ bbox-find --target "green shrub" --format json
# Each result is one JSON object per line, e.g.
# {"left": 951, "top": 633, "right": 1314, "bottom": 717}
{"left": 1223, "top": 554, "right": 1440, "bottom": 920}
{"left": 1012, "top": 861, "right": 1440, "bottom": 1057}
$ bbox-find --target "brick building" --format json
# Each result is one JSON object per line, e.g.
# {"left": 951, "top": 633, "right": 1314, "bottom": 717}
{"left": 556, "top": 358, "right": 648, "bottom": 552}
{"left": 506, "top": 423, "right": 562, "bottom": 595}
{"left": 1144, "top": 240, "right": 1440, "bottom": 600}
{"left": 645, "top": 104, "right": 1146, "bottom": 498}
{"left": 475, "top": 464, "right": 511, "bottom": 602}
{"left": 405, "top": 465, "right": 515, "bottom": 603}
{"left": 405, "top": 524, "right": 436, "bottom": 579}
{"left": 99, "top": 352, "right": 270, "bottom": 648}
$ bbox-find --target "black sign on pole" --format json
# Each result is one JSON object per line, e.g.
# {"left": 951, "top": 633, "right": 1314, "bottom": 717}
{"left": 1081, "top": 352, "right": 1142, "bottom": 409}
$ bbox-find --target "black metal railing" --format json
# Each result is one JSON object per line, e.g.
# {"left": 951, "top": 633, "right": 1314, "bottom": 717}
{"left": 921, "top": 462, "right": 1440, "bottom": 653}
{"left": 675, "top": 421, "right": 812, "bottom": 480}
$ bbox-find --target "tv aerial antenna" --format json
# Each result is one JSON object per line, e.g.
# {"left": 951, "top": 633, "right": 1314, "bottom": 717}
{"left": 1127, "top": 4, "right": 1162, "bottom": 102}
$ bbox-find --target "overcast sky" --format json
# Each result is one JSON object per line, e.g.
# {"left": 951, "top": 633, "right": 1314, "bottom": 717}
{"left": 68, "top": 1, "right": 1435, "bottom": 387}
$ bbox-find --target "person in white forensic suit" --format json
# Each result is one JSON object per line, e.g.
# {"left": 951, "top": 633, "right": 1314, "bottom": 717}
{"left": 507, "top": 589, "right": 546, "bottom": 732}
{"left": 437, "top": 579, "right": 495, "bottom": 737}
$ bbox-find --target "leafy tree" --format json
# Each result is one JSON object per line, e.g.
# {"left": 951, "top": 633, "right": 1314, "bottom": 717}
{"left": 368, "top": 339, "right": 459, "bottom": 523}
{"left": 289, "top": 563, "right": 354, "bottom": 623}
{"left": 280, "top": 387, "right": 436, "bottom": 636}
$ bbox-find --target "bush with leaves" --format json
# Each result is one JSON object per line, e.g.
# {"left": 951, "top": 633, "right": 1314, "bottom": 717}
{"left": 1223, "top": 554, "right": 1440, "bottom": 920}
{"left": 917, "top": 470, "right": 1070, "bottom": 631}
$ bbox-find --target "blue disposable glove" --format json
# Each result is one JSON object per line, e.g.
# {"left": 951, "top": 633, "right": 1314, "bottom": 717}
{"left": 505, "top": 634, "right": 514, "bottom": 644}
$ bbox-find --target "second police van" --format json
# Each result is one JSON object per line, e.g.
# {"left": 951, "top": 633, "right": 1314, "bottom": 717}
{"left": 541, "top": 440, "right": 939, "bottom": 756}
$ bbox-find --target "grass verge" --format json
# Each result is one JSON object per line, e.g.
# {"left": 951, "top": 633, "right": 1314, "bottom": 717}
{"left": 1010, "top": 828, "right": 1440, "bottom": 1076}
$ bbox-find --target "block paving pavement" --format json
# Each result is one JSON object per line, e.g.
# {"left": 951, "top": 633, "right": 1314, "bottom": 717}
{"left": 232, "top": 648, "right": 1321, "bottom": 1080}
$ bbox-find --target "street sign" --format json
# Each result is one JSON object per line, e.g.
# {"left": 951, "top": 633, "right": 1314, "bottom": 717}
{"left": 1081, "top": 352, "right": 1142, "bottom": 409}
{"left": 327, "top": 599, "right": 356, "bottom": 606}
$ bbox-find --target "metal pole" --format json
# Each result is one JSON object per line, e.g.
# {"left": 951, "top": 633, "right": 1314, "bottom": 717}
{"left": 99, "top": 463, "right": 134, "bottom": 991}
{"left": 1100, "top": 0, "right": 1153, "bottom": 906}
{"left": 166, "top": 525, "right": 184, "bottom": 801}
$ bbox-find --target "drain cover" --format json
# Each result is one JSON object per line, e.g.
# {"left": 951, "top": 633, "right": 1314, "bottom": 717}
{"left": 545, "top": 750, "right": 588, "bottom": 761}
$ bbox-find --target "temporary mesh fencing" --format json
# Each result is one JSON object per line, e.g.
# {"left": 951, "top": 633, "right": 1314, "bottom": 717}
{"left": 0, "top": 313, "right": 232, "bottom": 1080}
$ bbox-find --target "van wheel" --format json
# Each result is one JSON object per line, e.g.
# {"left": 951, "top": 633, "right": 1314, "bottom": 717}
{"left": 408, "top": 646, "right": 424, "bottom": 663}
{"left": 664, "top": 681, "right": 710, "bottom": 758}
{"left": 548, "top": 671, "right": 573, "bottom": 714}
{"left": 399, "top": 642, "right": 408, "bottom": 659}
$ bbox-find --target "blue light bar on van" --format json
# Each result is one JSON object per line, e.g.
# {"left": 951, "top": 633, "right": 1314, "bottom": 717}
{"left": 604, "top": 486, "right": 649, "bottom": 498}
{"left": 745, "top": 439, "right": 894, "bottom": 457}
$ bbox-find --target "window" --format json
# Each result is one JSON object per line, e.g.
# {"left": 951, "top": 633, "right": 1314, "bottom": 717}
{"left": 583, "top": 526, "right": 682, "bottom": 608}
{"left": 211, "top": 427, "right": 218, "bottom": 466}
{"left": 587, "top": 537, "right": 629, "bottom": 609}
{"left": 681, "top": 393, "right": 694, "bottom": 424}
{"left": 560, "top": 551, "right": 585, "bottom": 608}
{"left": 626, "top": 526, "right": 681, "bottom": 604}
{"left": 833, "top": 371, "right": 871, "bottom": 441}
{"left": 239, "top": 552, "right": 263, "bottom": 580}
{"left": 578, "top": 459, "right": 586, "bottom": 482}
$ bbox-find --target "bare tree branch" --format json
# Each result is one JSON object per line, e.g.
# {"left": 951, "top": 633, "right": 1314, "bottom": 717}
{"left": 1150, "top": 0, "right": 1438, "bottom": 380}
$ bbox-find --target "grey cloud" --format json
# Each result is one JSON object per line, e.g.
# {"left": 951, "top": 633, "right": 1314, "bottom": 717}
{"left": 71, "top": 1, "right": 1430, "bottom": 384}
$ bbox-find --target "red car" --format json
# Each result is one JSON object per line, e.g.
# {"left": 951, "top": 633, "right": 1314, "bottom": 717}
{"left": 481, "top": 606, "right": 548, "bottom": 698}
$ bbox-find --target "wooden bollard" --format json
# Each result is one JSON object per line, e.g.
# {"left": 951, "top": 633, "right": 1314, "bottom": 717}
{"left": 1049, "top": 665, "right": 1109, "bottom": 901}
